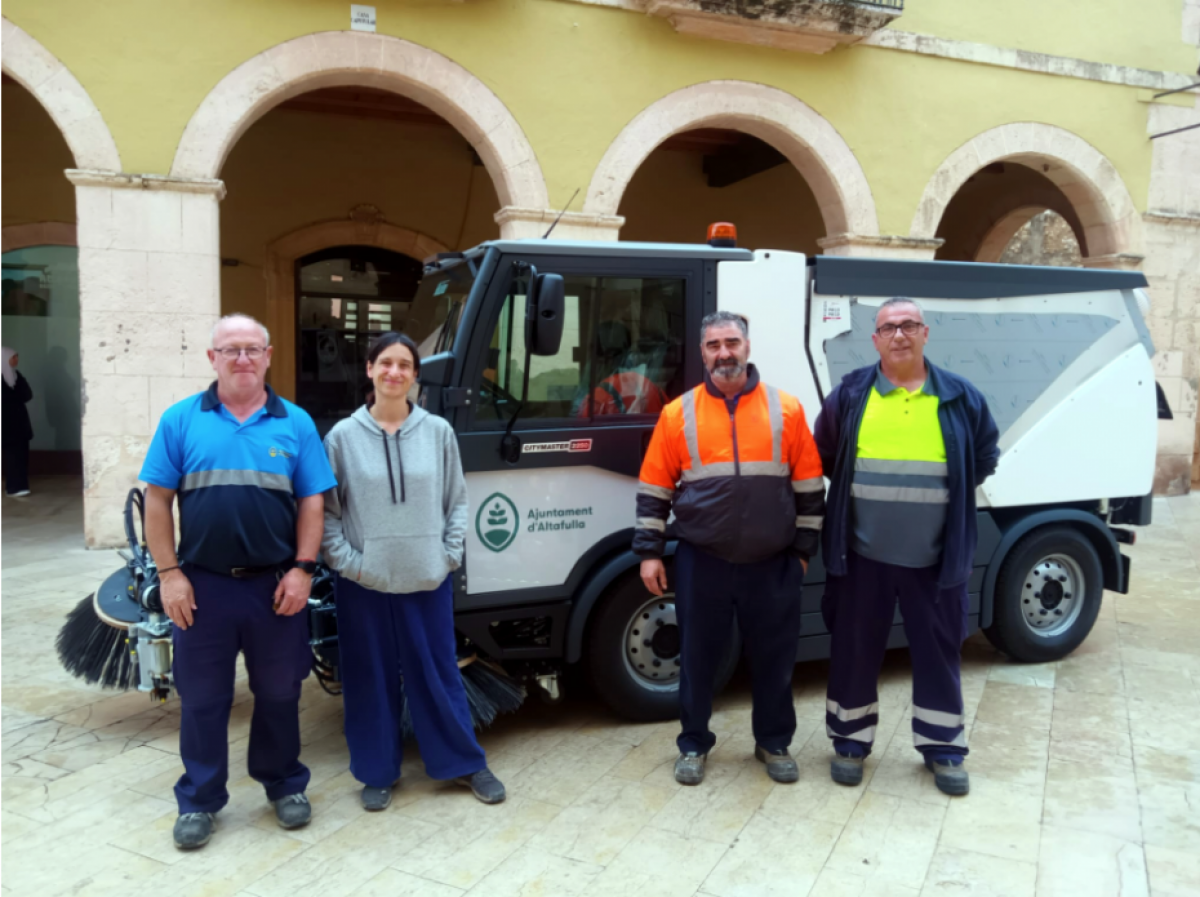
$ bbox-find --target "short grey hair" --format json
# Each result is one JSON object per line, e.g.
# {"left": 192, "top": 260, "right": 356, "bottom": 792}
{"left": 211, "top": 314, "right": 270, "bottom": 348}
{"left": 699, "top": 310, "right": 749, "bottom": 344}
{"left": 875, "top": 297, "right": 924, "bottom": 325}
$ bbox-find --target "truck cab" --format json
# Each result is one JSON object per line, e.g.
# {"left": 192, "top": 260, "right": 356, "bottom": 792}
{"left": 400, "top": 237, "right": 1157, "bottom": 720}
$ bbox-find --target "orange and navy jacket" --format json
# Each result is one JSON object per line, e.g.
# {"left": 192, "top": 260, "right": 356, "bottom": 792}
{"left": 635, "top": 364, "right": 826, "bottom": 564}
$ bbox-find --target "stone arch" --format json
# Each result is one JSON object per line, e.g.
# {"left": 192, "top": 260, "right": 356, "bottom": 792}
{"left": 1, "top": 18, "right": 122, "bottom": 171}
{"left": 911, "top": 123, "right": 1143, "bottom": 262}
{"left": 262, "top": 218, "right": 449, "bottom": 396}
{"left": 583, "top": 81, "right": 879, "bottom": 239}
{"left": 169, "top": 31, "right": 548, "bottom": 213}
{"left": 2, "top": 222, "right": 77, "bottom": 252}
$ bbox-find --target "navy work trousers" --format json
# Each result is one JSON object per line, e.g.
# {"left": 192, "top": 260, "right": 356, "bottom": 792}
{"left": 172, "top": 565, "right": 311, "bottom": 814}
{"left": 823, "top": 551, "right": 970, "bottom": 763}
{"left": 335, "top": 575, "right": 486, "bottom": 787}
{"left": 674, "top": 540, "right": 805, "bottom": 756}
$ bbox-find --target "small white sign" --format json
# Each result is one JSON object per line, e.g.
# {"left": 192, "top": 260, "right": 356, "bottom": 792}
{"left": 351, "top": 5, "right": 376, "bottom": 32}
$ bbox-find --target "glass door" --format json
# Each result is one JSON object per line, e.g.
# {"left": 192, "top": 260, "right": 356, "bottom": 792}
{"left": 295, "top": 245, "right": 423, "bottom": 435}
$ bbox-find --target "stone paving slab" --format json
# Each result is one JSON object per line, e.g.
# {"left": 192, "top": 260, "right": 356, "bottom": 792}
{"left": 3, "top": 477, "right": 1200, "bottom": 896}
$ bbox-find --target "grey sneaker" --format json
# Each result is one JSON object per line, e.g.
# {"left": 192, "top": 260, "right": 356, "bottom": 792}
{"left": 674, "top": 752, "right": 707, "bottom": 785}
{"left": 754, "top": 745, "right": 799, "bottom": 783}
{"left": 173, "top": 812, "right": 214, "bottom": 849}
{"left": 456, "top": 769, "right": 506, "bottom": 804}
{"left": 273, "top": 793, "right": 312, "bottom": 828}
{"left": 361, "top": 785, "right": 392, "bottom": 811}
{"left": 924, "top": 757, "right": 970, "bottom": 796}
{"left": 830, "top": 753, "right": 865, "bottom": 786}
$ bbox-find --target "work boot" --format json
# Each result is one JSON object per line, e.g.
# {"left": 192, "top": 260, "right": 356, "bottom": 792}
{"left": 754, "top": 745, "right": 799, "bottom": 783}
{"left": 173, "top": 812, "right": 214, "bottom": 849}
{"left": 456, "top": 768, "right": 506, "bottom": 804}
{"left": 674, "top": 751, "right": 707, "bottom": 785}
{"left": 830, "top": 752, "right": 865, "bottom": 786}
{"left": 924, "top": 756, "right": 970, "bottom": 796}
{"left": 273, "top": 793, "right": 312, "bottom": 828}
{"left": 361, "top": 785, "right": 392, "bottom": 811}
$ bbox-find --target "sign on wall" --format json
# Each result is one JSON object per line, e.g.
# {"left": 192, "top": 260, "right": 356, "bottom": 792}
{"left": 351, "top": 5, "right": 377, "bottom": 32}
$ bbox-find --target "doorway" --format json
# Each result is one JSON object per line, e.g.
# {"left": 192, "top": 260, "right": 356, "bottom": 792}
{"left": 294, "top": 245, "right": 423, "bottom": 434}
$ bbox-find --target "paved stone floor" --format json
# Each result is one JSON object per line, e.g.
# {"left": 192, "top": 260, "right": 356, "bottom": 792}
{"left": 2, "top": 477, "right": 1199, "bottom": 897}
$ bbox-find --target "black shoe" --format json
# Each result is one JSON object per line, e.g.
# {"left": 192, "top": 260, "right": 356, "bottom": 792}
{"left": 361, "top": 785, "right": 392, "bottom": 811}
{"left": 830, "top": 753, "right": 864, "bottom": 786}
{"left": 674, "top": 752, "right": 707, "bottom": 785}
{"left": 173, "top": 812, "right": 214, "bottom": 849}
{"left": 924, "top": 757, "right": 970, "bottom": 796}
{"left": 456, "top": 768, "right": 506, "bottom": 804}
{"left": 754, "top": 745, "right": 799, "bottom": 783}
{"left": 273, "top": 793, "right": 312, "bottom": 828}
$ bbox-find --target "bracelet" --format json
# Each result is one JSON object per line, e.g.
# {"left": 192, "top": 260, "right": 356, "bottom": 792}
{"left": 157, "top": 564, "right": 181, "bottom": 576}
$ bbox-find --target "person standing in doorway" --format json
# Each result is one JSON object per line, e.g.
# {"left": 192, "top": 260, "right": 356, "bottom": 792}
{"left": 635, "top": 311, "right": 826, "bottom": 786}
{"left": 321, "top": 331, "right": 505, "bottom": 811}
{"left": 2, "top": 347, "right": 34, "bottom": 497}
{"left": 141, "top": 314, "right": 337, "bottom": 849}
{"left": 814, "top": 297, "right": 999, "bottom": 796}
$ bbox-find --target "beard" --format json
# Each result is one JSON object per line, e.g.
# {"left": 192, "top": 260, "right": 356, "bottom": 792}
{"left": 710, "top": 359, "right": 746, "bottom": 381}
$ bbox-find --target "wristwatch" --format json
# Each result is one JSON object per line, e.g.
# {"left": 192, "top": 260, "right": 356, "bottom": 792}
{"left": 292, "top": 559, "right": 318, "bottom": 575}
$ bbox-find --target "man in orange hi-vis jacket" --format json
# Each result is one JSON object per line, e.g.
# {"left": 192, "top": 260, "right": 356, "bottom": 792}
{"left": 635, "top": 310, "right": 826, "bottom": 787}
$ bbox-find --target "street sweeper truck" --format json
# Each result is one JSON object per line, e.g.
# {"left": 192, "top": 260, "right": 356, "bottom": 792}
{"left": 59, "top": 225, "right": 1162, "bottom": 724}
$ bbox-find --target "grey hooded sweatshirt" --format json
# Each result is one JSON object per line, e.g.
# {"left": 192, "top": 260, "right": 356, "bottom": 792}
{"left": 322, "top": 404, "right": 468, "bottom": 594}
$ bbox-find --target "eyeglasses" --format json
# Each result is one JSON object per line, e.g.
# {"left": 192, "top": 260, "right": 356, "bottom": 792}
{"left": 875, "top": 321, "right": 923, "bottom": 338}
{"left": 213, "top": 346, "right": 267, "bottom": 359}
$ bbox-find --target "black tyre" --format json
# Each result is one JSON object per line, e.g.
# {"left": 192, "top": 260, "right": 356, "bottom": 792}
{"left": 585, "top": 564, "right": 740, "bottom": 722}
{"left": 984, "top": 526, "right": 1104, "bottom": 663}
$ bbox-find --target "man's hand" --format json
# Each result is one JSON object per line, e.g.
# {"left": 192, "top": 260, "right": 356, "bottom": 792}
{"left": 161, "top": 569, "right": 197, "bottom": 630}
{"left": 641, "top": 558, "right": 668, "bottom": 597}
{"left": 274, "top": 568, "right": 312, "bottom": 616}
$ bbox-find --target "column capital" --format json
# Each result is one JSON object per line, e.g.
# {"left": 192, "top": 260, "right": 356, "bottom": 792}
{"left": 495, "top": 206, "right": 625, "bottom": 241}
{"left": 1081, "top": 253, "right": 1146, "bottom": 271}
{"left": 817, "top": 233, "right": 944, "bottom": 261}
{"left": 66, "top": 169, "right": 227, "bottom": 200}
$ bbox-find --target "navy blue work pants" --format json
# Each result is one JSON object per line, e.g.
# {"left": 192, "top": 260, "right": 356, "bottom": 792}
{"left": 674, "top": 540, "right": 805, "bottom": 756}
{"left": 823, "top": 551, "right": 969, "bottom": 763}
{"left": 172, "top": 565, "right": 311, "bottom": 814}
{"left": 335, "top": 575, "right": 486, "bottom": 787}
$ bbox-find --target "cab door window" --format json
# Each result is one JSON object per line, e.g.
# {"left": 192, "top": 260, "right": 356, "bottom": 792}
{"left": 475, "top": 275, "right": 687, "bottom": 426}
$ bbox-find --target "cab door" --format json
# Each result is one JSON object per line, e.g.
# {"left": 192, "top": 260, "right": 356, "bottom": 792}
{"left": 452, "top": 253, "right": 708, "bottom": 609}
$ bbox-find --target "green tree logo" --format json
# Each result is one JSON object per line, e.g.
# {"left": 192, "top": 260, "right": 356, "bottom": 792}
{"left": 476, "top": 493, "right": 518, "bottom": 553}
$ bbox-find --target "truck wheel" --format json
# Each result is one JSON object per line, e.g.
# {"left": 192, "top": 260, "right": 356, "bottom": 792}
{"left": 586, "top": 567, "right": 740, "bottom": 722}
{"left": 984, "top": 526, "right": 1104, "bottom": 663}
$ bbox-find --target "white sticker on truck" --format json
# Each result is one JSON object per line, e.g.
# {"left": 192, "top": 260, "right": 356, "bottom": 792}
{"left": 464, "top": 466, "right": 637, "bottom": 594}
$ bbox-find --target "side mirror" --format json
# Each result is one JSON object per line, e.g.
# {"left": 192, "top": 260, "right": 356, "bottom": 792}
{"left": 526, "top": 273, "right": 565, "bottom": 357}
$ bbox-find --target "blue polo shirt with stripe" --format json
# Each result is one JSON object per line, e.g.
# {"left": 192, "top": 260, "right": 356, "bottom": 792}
{"left": 139, "top": 383, "right": 337, "bottom": 571}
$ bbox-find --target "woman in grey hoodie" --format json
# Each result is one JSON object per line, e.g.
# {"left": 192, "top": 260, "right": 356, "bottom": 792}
{"left": 322, "top": 332, "right": 505, "bottom": 811}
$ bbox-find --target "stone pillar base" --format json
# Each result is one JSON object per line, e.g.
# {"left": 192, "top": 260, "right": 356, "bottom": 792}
{"left": 67, "top": 169, "right": 224, "bottom": 548}
{"left": 495, "top": 206, "right": 625, "bottom": 241}
{"left": 817, "top": 233, "right": 944, "bottom": 261}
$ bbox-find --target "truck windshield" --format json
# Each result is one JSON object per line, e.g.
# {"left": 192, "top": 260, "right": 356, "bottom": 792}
{"left": 404, "top": 262, "right": 476, "bottom": 358}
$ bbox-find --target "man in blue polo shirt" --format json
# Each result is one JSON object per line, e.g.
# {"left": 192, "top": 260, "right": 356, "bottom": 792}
{"left": 141, "top": 313, "right": 336, "bottom": 850}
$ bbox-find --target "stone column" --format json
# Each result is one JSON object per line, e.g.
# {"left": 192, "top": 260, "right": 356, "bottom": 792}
{"left": 816, "top": 234, "right": 944, "bottom": 261}
{"left": 1142, "top": 93, "right": 1200, "bottom": 495}
{"left": 67, "top": 171, "right": 225, "bottom": 548}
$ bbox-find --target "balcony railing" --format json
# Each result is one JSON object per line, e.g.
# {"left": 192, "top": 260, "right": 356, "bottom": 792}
{"left": 641, "top": 0, "right": 905, "bottom": 54}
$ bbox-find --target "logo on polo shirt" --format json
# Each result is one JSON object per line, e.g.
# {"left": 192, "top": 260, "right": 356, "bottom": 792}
{"left": 476, "top": 493, "right": 518, "bottom": 553}
{"left": 269, "top": 446, "right": 293, "bottom": 459}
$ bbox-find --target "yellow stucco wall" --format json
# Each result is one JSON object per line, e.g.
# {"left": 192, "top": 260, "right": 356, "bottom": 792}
{"left": 901, "top": 0, "right": 1198, "bottom": 74}
{"left": 3, "top": 0, "right": 1184, "bottom": 237}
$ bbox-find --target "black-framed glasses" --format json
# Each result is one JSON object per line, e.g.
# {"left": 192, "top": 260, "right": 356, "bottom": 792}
{"left": 875, "top": 321, "right": 922, "bottom": 338}
{"left": 214, "top": 346, "right": 268, "bottom": 359}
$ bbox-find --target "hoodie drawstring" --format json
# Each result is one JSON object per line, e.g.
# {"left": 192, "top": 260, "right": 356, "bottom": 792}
{"left": 395, "top": 431, "right": 406, "bottom": 503}
{"left": 380, "top": 430, "right": 407, "bottom": 504}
